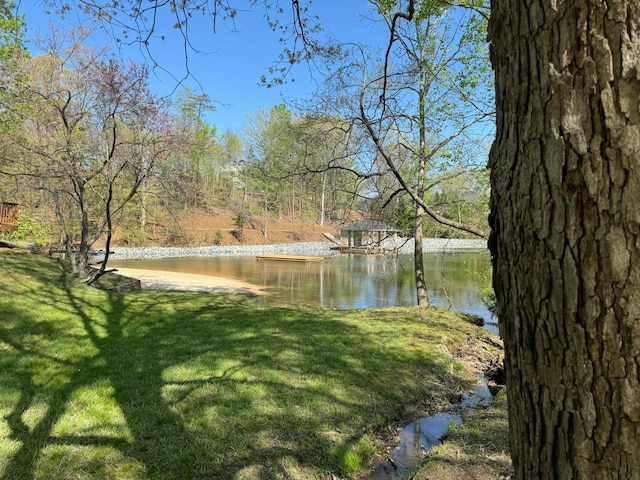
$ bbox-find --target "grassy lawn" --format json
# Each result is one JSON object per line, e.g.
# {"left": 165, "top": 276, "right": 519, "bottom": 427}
{"left": 0, "top": 249, "right": 502, "bottom": 479}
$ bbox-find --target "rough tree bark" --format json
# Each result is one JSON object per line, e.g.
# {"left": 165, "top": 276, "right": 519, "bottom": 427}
{"left": 489, "top": 1, "right": 640, "bottom": 478}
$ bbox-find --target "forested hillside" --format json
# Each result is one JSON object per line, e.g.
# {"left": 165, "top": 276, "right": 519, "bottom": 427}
{"left": 0, "top": 3, "right": 490, "bottom": 262}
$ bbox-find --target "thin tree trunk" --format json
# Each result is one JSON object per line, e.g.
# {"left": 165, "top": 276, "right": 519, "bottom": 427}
{"left": 489, "top": 1, "right": 640, "bottom": 477}
{"left": 264, "top": 192, "right": 268, "bottom": 239}
{"left": 414, "top": 202, "right": 428, "bottom": 306}
{"left": 140, "top": 188, "right": 147, "bottom": 233}
{"left": 415, "top": 66, "right": 429, "bottom": 307}
{"left": 320, "top": 172, "right": 326, "bottom": 227}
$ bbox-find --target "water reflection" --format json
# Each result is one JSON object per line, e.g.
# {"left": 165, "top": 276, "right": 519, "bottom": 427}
{"left": 369, "top": 378, "right": 494, "bottom": 479}
{"left": 109, "top": 250, "right": 493, "bottom": 323}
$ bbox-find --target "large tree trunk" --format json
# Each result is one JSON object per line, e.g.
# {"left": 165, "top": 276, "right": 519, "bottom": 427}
{"left": 489, "top": 1, "right": 640, "bottom": 478}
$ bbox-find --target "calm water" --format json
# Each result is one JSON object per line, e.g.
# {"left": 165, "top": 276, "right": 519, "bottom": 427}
{"left": 370, "top": 377, "right": 494, "bottom": 479}
{"left": 109, "top": 250, "right": 495, "bottom": 327}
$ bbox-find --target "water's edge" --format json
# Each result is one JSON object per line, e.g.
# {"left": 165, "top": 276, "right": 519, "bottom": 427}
{"left": 109, "top": 239, "right": 488, "bottom": 260}
{"left": 366, "top": 377, "right": 495, "bottom": 479}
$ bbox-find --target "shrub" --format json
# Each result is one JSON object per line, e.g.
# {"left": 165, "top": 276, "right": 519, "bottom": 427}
{"left": 122, "top": 228, "right": 148, "bottom": 246}
{"left": 3, "top": 208, "right": 51, "bottom": 246}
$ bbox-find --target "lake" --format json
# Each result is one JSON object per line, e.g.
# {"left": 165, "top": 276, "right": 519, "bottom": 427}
{"left": 109, "top": 250, "right": 495, "bottom": 329}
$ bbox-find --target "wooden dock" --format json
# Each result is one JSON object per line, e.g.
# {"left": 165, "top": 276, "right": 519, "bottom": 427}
{"left": 339, "top": 246, "right": 397, "bottom": 255}
{"left": 256, "top": 254, "right": 325, "bottom": 262}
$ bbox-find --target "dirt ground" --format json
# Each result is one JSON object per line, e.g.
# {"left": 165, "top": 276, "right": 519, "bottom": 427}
{"left": 109, "top": 210, "right": 345, "bottom": 248}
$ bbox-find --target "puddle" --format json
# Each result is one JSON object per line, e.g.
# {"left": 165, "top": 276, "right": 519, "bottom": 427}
{"left": 366, "top": 378, "right": 494, "bottom": 479}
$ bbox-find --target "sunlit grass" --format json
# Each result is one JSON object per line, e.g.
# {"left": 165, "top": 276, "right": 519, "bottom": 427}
{"left": 0, "top": 249, "right": 499, "bottom": 479}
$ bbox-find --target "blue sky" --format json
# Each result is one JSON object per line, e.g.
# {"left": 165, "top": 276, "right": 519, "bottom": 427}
{"left": 21, "top": 2, "right": 388, "bottom": 134}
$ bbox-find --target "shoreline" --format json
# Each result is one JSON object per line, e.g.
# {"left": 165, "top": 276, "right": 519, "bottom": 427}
{"left": 112, "top": 268, "right": 267, "bottom": 296}
{"left": 109, "top": 238, "right": 488, "bottom": 261}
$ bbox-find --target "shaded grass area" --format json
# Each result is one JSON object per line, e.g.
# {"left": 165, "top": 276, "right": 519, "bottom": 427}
{"left": 413, "top": 389, "right": 512, "bottom": 480}
{"left": 0, "top": 250, "right": 500, "bottom": 479}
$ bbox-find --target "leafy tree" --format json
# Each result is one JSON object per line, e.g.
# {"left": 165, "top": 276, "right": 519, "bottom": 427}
{"left": 0, "top": 29, "right": 171, "bottom": 282}
{"left": 0, "top": 1, "right": 28, "bottom": 200}
{"left": 289, "top": 116, "right": 360, "bottom": 226}
{"left": 311, "top": 0, "right": 493, "bottom": 305}
{"left": 245, "top": 106, "right": 361, "bottom": 232}
{"left": 0, "top": 0, "right": 27, "bottom": 71}
{"left": 171, "top": 85, "right": 219, "bottom": 209}
{"left": 378, "top": 1, "right": 492, "bottom": 305}
{"left": 245, "top": 104, "right": 296, "bottom": 234}
{"left": 422, "top": 166, "right": 490, "bottom": 238}
{"left": 216, "top": 130, "right": 245, "bottom": 207}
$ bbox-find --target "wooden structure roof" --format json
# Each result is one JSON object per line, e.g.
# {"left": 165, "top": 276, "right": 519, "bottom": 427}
{"left": 340, "top": 220, "right": 399, "bottom": 233}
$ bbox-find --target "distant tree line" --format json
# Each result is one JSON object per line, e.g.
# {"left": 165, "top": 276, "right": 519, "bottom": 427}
{"left": 0, "top": 3, "right": 491, "bottom": 284}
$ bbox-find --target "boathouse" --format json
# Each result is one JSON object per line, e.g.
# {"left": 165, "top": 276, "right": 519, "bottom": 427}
{"left": 339, "top": 220, "right": 399, "bottom": 254}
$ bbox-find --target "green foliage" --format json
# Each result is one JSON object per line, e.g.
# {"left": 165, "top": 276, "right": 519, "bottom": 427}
{"left": 233, "top": 210, "right": 248, "bottom": 229}
{"left": 421, "top": 166, "right": 490, "bottom": 238}
{"left": 245, "top": 104, "right": 303, "bottom": 220}
{"left": 174, "top": 85, "right": 215, "bottom": 123}
{"left": 0, "top": 1, "right": 28, "bottom": 65}
{"left": 3, "top": 208, "right": 50, "bottom": 245}
{"left": 121, "top": 227, "right": 147, "bottom": 247}
{"left": 232, "top": 210, "right": 250, "bottom": 242}
{"left": 0, "top": 1, "right": 28, "bottom": 138}
{"left": 478, "top": 286, "right": 496, "bottom": 315}
{"left": 170, "top": 85, "right": 221, "bottom": 210}
{"left": 356, "top": 434, "right": 379, "bottom": 458}
{"left": 377, "top": 0, "right": 470, "bottom": 21}
{"left": 213, "top": 229, "right": 223, "bottom": 245}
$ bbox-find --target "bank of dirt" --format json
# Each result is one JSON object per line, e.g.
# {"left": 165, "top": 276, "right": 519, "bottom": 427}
{"left": 352, "top": 333, "right": 508, "bottom": 480}
{"left": 108, "top": 209, "right": 345, "bottom": 248}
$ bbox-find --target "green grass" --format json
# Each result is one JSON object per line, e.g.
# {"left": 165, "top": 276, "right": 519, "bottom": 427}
{"left": 0, "top": 249, "right": 500, "bottom": 479}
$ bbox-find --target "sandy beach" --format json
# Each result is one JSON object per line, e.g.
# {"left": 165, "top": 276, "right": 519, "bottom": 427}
{"left": 113, "top": 268, "right": 266, "bottom": 296}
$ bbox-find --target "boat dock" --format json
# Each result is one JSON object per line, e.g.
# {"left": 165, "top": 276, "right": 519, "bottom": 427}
{"left": 256, "top": 254, "right": 325, "bottom": 262}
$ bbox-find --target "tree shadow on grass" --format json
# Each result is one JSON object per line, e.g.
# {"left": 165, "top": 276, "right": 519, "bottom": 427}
{"left": 0, "top": 251, "right": 466, "bottom": 479}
